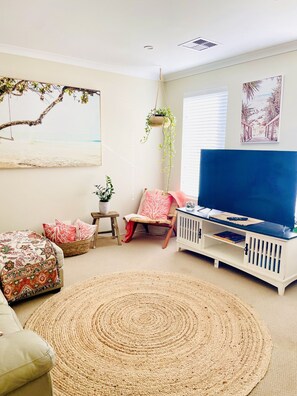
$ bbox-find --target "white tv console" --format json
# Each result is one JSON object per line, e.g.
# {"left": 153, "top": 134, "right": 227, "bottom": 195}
{"left": 176, "top": 207, "right": 297, "bottom": 295}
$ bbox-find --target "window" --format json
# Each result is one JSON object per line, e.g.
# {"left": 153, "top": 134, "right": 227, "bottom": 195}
{"left": 181, "top": 89, "right": 228, "bottom": 197}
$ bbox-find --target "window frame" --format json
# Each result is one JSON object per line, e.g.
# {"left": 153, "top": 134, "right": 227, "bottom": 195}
{"left": 180, "top": 88, "right": 228, "bottom": 199}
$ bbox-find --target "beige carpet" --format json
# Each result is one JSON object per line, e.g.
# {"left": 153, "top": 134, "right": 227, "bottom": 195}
{"left": 13, "top": 235, "right": 297, "bottom": 395}
{"left": 25, "top": 270, "right": 272, "bottom": 396}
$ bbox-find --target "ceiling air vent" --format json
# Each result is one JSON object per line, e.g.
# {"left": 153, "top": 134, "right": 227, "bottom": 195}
{"left": 179, "top": 37, "right": 218, "bottom": 51}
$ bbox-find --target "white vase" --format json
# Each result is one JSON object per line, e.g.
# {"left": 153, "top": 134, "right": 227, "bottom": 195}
{"left": 99, "top": 201, "right": 110, "bottom": 214}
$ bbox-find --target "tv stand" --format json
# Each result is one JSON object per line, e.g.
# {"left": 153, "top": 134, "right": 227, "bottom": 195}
{"left": 176, "top": 208, "right": 297, "bottom": 295}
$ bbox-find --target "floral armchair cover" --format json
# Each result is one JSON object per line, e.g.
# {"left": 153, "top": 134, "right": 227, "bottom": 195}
{"left": 0, "top": 230, "right": 63, "bottom": 303}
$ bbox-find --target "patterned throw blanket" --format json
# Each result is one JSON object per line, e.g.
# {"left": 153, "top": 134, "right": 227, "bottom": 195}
{"left": 0, "top": 230, "right": 61, "bottom": 303}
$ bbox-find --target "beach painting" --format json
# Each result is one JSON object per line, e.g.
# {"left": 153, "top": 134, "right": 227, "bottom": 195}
{"left": 241, "top": 75, "right": 283, "bottom": 143}
{"left": 0, "top": 76, "right": 101, "bottom": 168}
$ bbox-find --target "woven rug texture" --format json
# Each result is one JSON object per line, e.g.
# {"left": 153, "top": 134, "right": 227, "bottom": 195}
{"left": 25, "top": 271, "right": 272, "bottom": 396}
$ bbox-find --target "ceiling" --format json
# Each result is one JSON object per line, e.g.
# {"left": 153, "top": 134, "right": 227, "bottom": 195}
{"left": 1, "top": 0, "right": 297, "bottom": 80}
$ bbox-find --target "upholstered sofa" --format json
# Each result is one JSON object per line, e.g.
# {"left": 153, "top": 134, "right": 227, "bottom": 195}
{"left": 0, "top": 231, "right": 64, "bottom": 395}
{"left": 0, "top": 287, "right": 55, "bottom": 396}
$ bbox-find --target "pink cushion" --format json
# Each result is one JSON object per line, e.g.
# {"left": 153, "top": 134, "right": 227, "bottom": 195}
{"left": 42, "top": 223, "right": 57, "bottom": 242}
{"left": 43, "top": 221, "right": 76, "bottom": 243}
{"left": 55, "top": 220, "right": 77, "bottom": 243}
{"left": 74, "top": 219, "right": 96, "bottom": 240}
{"left": 140, "top": 190, "right": 172, "bottom": 220}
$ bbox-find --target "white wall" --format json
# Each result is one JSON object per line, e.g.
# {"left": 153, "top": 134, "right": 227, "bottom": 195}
{"left": 2, "top": 50, "right": 296, "bottom": 233}
{"left": 165, "top": 51, "right": 297, "bottom": 191}
{"left": 0, "top": 53, "right": 163, "bottom": 233}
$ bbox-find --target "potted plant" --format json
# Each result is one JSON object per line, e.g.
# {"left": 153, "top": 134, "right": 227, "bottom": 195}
{"left": 93, "top": 175, "right": 115, "bottom": 214}
{"left": 141, "top": 107, "right": 176, "bottom": 192}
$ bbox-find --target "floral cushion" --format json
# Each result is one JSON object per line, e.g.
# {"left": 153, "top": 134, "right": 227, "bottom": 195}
{"left": 140, "top": 190, "right": 173, "bottom": 220}
{"left": 0, "top": 230, "right": 61, "bottom": 303}
{"left": 74, "top": 219, "right": 96, "bottom": 240}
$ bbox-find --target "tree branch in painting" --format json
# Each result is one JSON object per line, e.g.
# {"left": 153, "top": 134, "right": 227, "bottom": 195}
{"left": 0, "top": 77, "right": 99, "bottom": 133}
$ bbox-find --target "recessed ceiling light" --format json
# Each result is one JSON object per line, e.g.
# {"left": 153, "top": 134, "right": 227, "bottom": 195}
{"left": 144, "top": 45, "right": 154, "bottom": 50}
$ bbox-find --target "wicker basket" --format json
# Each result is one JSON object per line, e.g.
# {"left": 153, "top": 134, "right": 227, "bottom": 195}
{"left": 57, "top": 236, "right": 92, "bottom": 257}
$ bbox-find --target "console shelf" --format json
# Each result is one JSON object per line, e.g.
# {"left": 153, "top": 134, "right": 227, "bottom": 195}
{"left": 204, "top": 233, "right": 245, "bottom": 249}
{"left": 176, "top": 208, "right": 297, "bottom": 295}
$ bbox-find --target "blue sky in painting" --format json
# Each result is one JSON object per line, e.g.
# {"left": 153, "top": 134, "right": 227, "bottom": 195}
{"left": 0, "top": 84, "right": 101, "bottom": 143}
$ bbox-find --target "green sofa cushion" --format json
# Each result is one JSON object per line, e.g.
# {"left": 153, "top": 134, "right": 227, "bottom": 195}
{"left": 0, "top": 330, "right": 55, "bottom": 395}
{"left": 0, "top": 305, "right": 22, "bottom": 335}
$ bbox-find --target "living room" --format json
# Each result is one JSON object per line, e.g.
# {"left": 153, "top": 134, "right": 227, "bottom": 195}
{"left": 0, "top": 1, "right": 297, "bottom": 395}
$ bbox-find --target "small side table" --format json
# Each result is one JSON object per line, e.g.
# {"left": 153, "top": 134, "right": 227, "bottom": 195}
{"left": 91, "top": 211, "right": 122, "bottom": 248}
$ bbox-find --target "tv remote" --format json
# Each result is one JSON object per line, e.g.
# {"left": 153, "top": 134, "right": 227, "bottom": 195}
{"left": 227, "top": 217, "right": 248, "bottom": 221}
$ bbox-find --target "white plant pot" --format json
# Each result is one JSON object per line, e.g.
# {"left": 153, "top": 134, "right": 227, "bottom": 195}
{"left": 99, "top": 201, "right": 110, "bottom": 214}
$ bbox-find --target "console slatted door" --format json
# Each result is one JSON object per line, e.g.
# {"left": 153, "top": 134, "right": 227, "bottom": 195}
{"left": 177, "top": 213, "right": 201, "bottom": 247}
{"left": 244, "top": 234, "right": 284, "bottom": 279}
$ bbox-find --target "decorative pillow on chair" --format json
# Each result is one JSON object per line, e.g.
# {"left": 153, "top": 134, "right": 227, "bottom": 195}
{"left": 74, "top": 219, "right": 97, "bottom": 240}
{"left": 140, "top": 190, "right": 173, "bottom": 220}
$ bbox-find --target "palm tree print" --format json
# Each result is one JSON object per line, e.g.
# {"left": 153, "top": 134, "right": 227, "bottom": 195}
{"left": 241, "top": 76, "right": 282, "bottom": 143}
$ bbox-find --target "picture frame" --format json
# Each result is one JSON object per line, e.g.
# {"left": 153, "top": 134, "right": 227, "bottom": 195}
{"left": 0, "top": 76, "right": 101, "bottom": 168}
{"left": 241, "top": 75, "right": 283, "bottom": 144}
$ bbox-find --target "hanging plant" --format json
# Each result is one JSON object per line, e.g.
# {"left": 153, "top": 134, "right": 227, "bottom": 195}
{"left": 141, "top": 107, "right": 176, "bottom": 192}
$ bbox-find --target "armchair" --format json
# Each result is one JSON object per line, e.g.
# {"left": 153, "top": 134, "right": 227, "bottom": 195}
{"left": 123, "top": 189, "right": 187, "bottom": 249}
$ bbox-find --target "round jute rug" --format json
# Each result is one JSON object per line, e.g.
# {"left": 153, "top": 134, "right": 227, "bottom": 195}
{"left": 25, "top": 272, "right": 272, "bottom": 396}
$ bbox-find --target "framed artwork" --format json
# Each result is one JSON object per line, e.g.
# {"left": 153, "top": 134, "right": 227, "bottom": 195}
{"left": 241, "top": 75, "right": 283, "bottom": 143}
{"left": 0, "top": 76, "right": 101, "bottom": 168}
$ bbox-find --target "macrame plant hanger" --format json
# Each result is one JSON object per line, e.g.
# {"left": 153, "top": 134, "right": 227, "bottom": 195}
{"left": 154, "top": 68, "right": 162, "bottom": 111}
{"left": 149, "top": 68, "right": 165, "bottom": 127}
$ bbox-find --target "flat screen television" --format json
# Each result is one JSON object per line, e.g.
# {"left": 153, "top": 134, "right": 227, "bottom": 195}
{"left": 198, "top": 149, "right": 297, "bottom": 229}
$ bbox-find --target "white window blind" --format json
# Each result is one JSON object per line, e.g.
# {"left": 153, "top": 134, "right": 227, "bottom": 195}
{"left": 181, "top": 90, "right": 228, "bottom": 197}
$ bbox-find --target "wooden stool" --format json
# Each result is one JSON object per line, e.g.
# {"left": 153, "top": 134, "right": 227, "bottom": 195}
{"left": 91, "top": 211, "right": 122, "bottom": 248}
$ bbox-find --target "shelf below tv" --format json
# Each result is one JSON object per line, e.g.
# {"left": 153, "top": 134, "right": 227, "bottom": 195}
{"left": 176, "top": 207, "right": 297, "bottom": 295}
{"left": 181, "top": 207, "right": 297, "bottom": 240}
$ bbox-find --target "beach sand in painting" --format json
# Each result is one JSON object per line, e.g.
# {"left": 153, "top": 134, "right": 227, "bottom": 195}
{"left": 0, "top": 140, "right": 101, "bottom": 168}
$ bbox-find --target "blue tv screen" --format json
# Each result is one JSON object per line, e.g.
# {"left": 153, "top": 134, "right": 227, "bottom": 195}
{"left": 198, "top": 149, "right": 297, "bottom": 229}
